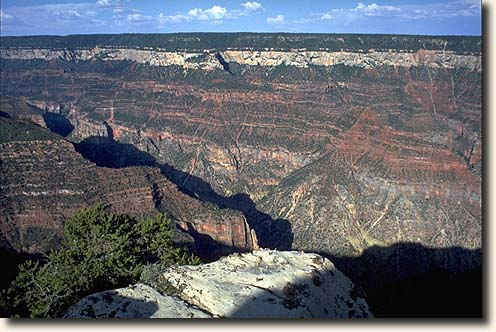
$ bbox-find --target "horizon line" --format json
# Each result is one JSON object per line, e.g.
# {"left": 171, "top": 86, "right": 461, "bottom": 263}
{"left": 0, "top": 31, "right": 482, "bottom": 38}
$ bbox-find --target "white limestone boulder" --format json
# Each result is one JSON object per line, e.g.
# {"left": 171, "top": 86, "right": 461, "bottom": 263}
{"left": 65, "top": 249, "right": 373, "bottom": 318}
{"left": 160, "top": 249, "right": 372, "bottom": 318}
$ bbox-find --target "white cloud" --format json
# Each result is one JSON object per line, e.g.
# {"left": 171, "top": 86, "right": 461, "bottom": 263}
{"left": 293, "top": 17, "right": 316, "bottom": 24}
{"left": 161, "top": 5, "right": 229, "bottom": 23}
{"left": 0, "top": 10, "right": 13, "bottom": 20}
{"left": 355, "top": 2, "right": 400, "bottom": 16}
{"left": 188, "top": 5, "right": 228, "bottom": 21}
{"left": 158, "top": 2, "right": 264, "bottom": 24}
{"left": 90, "top": 18, "right": 105, "bottom": 25}
{"left": 242, "top": 2, "right": 263, "bottom": 12}
{"left": 267, "top": 14, "right": 284, "bottom": 24}
{"left": 307, "top": 2, "right": 401, "bottom": 25}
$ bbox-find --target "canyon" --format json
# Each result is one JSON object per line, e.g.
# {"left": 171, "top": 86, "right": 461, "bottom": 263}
{"left": 0, "top": 33, "right": 481, "bottom": 317}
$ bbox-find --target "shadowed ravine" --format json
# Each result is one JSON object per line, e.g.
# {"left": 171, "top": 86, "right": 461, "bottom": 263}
{"left": 74, "top": 135, "right": 293, "bottom": 251}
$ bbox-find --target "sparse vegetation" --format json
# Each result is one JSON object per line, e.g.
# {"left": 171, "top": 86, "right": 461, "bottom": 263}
{"left": 1, "top": 205, "right": 199, "bottom": 318}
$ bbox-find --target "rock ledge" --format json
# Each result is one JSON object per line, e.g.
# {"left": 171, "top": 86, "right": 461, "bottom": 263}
{"left": 65, "top": 249, "right": 373, "bottom": 318}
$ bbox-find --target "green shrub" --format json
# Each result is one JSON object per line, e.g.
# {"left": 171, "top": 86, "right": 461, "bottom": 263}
{"left": 4, "top": 204, "right": 199, "bottom": 318}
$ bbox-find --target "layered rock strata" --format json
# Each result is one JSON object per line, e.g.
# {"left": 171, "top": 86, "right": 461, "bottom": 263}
{"left": 0, "top": 47, "right": 481, "bottom": 71}
{"left": 0, "top": 117, "right": 256, "bottom": 257}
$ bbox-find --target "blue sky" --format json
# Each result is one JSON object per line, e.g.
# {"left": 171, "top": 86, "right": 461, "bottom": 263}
{"left": 0, "top": 0, "right": 481, "bottom": 36}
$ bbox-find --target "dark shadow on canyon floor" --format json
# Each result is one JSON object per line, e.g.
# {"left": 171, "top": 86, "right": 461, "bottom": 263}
{"left": 42, "top": 112, "right": 74, "bottom": 137}
{"left": 319, "top": 243, "right": 482, "bottom": 318}
{"left": 74, "top": 135, "right": 293, "bottom": 252}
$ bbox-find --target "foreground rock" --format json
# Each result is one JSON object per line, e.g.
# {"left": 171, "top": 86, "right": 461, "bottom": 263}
{"left": 65, "top": 250, "right": 373, "bottom": 318}
{"left": 64, "top": 284, "right": 211, "bottom": 318}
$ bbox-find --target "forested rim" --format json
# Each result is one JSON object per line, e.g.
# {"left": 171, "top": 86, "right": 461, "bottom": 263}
{"left": 0, "top": 33, "right": 481, "bottom": 54}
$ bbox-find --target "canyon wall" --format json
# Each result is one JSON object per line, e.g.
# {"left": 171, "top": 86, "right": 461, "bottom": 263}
{"left": 0, "top": 47, "right": 481, "bottom": 71}
{"left": 0, "top": 34, "right": 481, "bottom": 255}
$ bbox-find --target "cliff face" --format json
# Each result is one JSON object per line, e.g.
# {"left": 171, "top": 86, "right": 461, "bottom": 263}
{"left": 65, "top": 250, "right": 373, "bottom": 318}
{"left": 0, "top": 47, "right": 481, "bottom": 71}
{"left": 0, "top": 117, "right": 256, "bottom": 257}
{"left": 0, "top": 34, "right": 481, "bottom": 315}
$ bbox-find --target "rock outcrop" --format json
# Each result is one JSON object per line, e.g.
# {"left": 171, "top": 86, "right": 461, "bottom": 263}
{"left": 0, "top": 47, "right": 481, "bottom": 71}
{"left": 65, "top": 250, "right": 373, "bottom": 318}
{"left": 64, "top": 284, "right": 211, "bottom": 318}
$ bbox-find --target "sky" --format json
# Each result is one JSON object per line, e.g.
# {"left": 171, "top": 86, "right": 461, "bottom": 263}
{"left": 0, "top": 0, "right": 482, "bottom": 36}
